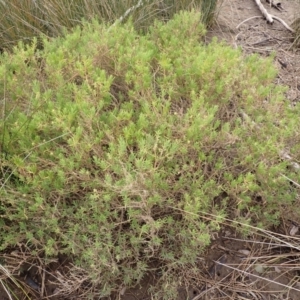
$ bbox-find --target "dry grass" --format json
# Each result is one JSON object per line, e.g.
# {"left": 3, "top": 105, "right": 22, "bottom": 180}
{"left": 182, "top": 210, "right": 300, "bottom": 300}
{"left": 0, "top": 0, "right": 222, "bottom": 52}
{"left": 1, "top": 213, "right": 300, "bottom": 299}
{"left": 0, "top": 261, "right": 29, "bottom": 300}
{"left": 292, "top": 19, "right": 300, "bottom": 47}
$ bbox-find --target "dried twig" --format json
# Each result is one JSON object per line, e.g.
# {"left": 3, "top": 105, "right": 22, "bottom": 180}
{"left": 242, "top": 0, "right": 295, "bottom": 33}
{"left": 237, "top": 15, "right": 294, "bottom": 33}
{"left": 266, "top": 0, "right": 284, "bottom": 11}
{"left": 272, "top": 15, "right": 295, "bottom": 33}
{"left": 212, "top": 260, "right": 300, "bottom": 293}
{"left": 254, "top": 0, "right": 273, "bottom": 23}
{"left": 0, "top": 280, "right": 13, "bottom": 300}
{"left": 236, "top": 16, "right": 262, "bottom": 29}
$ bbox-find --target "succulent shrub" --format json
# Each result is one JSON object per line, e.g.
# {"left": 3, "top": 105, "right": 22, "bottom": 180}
{"left": 0, "top": 10, "right": 299, "bottom": 299}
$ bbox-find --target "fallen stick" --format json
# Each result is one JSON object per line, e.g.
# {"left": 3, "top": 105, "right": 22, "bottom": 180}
{"left": 236, "top": 15, "right": 295, "bottom": 33}
{"left": 236, "top": 16, "right": 263, "bottom": 29}
{"left": 253, "top": 0, "right": 294, "bottom": 33}
{"left": 272, "top": 15, "right": 295, "bottom": 33}
{"left": 254, "top": 0, "right": 273, "bottom": 23}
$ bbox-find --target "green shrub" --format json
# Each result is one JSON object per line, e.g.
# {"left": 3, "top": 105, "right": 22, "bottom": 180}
{"left": 0, "top": 10, "right": 299, "bottom": 299}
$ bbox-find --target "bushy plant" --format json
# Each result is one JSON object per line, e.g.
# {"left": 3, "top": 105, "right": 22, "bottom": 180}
{"left": 0, "top": 10, "right": 299, "bottom": 299}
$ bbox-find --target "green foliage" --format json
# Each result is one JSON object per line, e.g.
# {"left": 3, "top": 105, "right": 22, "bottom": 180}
{"left": 0, "top": 10, "right": 299, "bottom": 298}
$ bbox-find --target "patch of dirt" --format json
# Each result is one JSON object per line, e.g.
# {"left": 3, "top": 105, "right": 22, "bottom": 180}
{"left": 208, "top": 0, "right": 300, "bottom": 103}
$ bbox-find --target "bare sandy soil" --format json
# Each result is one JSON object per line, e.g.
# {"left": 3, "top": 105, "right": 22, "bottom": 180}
{"left": 210, "top": 0, "right": 300, "bottom": 103}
